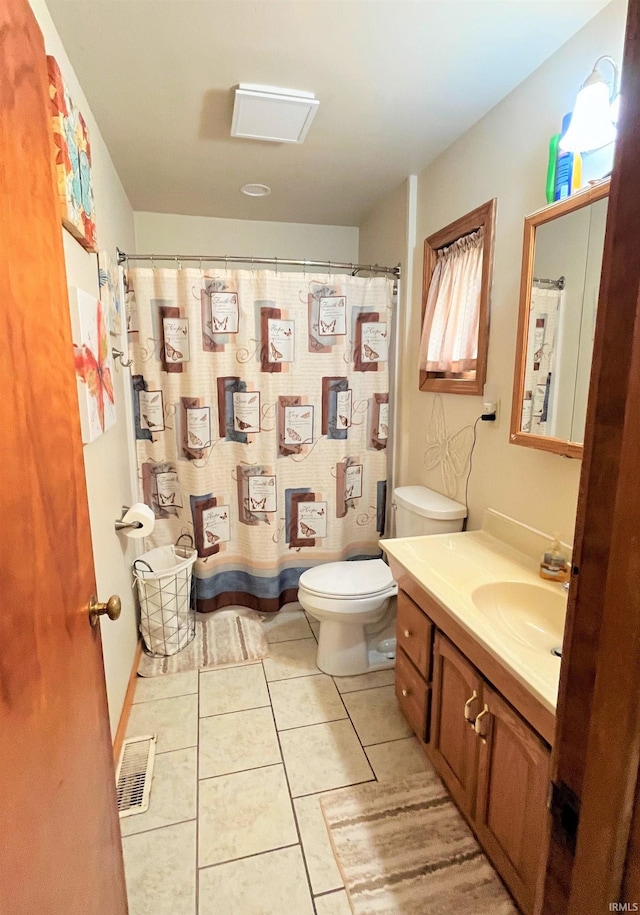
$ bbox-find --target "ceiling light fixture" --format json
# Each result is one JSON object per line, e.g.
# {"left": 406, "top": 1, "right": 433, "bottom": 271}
{"left": 231, "top": 83, "right": 319, "bottom": 144}
{"left": 559, "top": 56, "right": 620, "bottom": 153}
{"left": 240, "top": 183, "right": 271, "bottom": 197}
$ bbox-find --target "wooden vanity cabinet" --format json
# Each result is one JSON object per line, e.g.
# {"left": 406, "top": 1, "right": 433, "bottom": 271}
{"left": 396, "top": 592, "right": 551, "bottom": 915}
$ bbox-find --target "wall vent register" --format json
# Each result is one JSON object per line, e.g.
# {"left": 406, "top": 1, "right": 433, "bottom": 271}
{"left": 116, "top": 735, "right": 157, "bottom": 817}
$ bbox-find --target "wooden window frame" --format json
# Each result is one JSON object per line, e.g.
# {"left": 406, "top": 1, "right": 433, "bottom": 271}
{"left": 419, "top": 198, "right": 497, "bottom": 396}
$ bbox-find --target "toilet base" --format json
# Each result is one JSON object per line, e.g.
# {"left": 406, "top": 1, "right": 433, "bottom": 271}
{"left": 316, "top": 620, "right": 396, "bottom": 676}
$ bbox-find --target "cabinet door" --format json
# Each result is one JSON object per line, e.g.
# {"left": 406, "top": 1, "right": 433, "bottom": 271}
{"left": 429, "top": 632, "right": 481, "bottom": 817}
{"left": 475, "top": 683, "right": 551, "bottom": 915}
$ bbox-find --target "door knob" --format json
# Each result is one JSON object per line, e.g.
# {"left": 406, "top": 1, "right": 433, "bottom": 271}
{"left": 88, "top": 594, "right": 122, "bottom": 627}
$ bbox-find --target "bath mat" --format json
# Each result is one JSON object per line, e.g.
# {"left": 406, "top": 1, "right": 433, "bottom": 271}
{"left": 321, "top": 771, "right": 517, "bottom": 914}
{"left": 137, "top": 608, "right": 268, "bottom": 677}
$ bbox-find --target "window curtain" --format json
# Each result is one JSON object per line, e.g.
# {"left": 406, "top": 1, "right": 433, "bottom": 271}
{"left": 126, "top": 266, "right": 392, "bottom": 613}
{"left": 419, "top": 227, "right": 484, "bottom": 373}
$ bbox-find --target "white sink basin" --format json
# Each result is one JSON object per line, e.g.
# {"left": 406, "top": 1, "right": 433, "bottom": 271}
{"left": 471, "top": 581, "right": 566, "bottom": 653}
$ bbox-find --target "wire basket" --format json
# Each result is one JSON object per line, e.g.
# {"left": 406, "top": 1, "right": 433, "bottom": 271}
{"left": 133, "top": 535, "right": 197, "bottom": 657}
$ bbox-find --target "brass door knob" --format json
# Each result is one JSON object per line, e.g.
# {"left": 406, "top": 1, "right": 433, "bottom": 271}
{"left": 88, "top": 594, "right": 122, "bottom": 627}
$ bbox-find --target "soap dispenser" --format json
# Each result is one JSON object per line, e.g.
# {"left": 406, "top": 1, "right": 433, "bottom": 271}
{"left": 540, "top": 535, "right": 569, "bottom": 582}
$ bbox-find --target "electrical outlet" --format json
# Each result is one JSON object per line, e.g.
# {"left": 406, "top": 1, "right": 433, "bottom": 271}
{"left": 481, "top": 399, "right": 500, "bottom": 423}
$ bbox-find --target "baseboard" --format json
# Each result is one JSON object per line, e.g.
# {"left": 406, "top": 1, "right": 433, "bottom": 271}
{"left": 113, "top": 640, "right": 142, "bottom": 762}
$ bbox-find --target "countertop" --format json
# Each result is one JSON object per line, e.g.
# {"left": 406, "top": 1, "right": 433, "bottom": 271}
{"left": 381, "top": 529, "right": 566, "bottom": 714}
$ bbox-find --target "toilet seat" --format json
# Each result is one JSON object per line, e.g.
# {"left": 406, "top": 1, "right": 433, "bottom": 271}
{"left": 299, "top": 559, "right": 395, "bottom": 600}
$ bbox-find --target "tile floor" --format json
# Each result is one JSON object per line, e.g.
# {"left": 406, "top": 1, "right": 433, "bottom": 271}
{"left": 122, "top": 608, "right": 432, "bottom": 915}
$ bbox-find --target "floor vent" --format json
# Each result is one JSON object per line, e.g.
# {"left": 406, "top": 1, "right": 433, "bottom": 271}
{"left": 116, "top": 735, "right": 157, "bottom": 818}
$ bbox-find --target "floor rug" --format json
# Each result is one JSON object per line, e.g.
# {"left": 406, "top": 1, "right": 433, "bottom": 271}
{"left": 321, "top": 771, "right": 518, "bottom": 914}
{"left": 137, "top": 608, "right": 268, "bottom": 677}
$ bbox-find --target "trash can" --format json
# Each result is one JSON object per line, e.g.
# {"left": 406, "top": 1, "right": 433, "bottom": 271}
{"left": 133, "top": 537, "right": 197, "bottom": 657}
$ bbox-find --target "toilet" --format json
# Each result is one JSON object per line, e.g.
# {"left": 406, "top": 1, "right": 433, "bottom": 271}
{"left": 298, "top": 486, "right": 467, "bottom": 676}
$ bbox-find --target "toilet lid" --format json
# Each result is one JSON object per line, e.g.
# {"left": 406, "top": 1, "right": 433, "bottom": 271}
{"left": 299, "top": 559, "right": 395, "bottom": 598}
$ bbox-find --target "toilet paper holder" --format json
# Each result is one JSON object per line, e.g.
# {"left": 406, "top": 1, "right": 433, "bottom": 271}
{"left": 114, "top": 505, "right": 142, "bottom": 532}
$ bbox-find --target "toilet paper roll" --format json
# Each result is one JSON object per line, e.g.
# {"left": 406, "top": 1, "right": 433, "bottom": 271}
{"left": 121, "top": 502, "right": 155, "bottom": 539}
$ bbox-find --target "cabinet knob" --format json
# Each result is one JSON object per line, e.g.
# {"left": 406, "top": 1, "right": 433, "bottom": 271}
{"left": 401, "top": 688, "right": 410, "bottom": 698}
{"left": 403, "top": 629, "right": 412, "bottom": 638}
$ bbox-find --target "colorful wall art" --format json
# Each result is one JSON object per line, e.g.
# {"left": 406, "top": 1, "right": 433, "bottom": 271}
{"left": 98, "top": 250, "right": 124, "bottom": 337}
{"left": 69, "top": 287, "right": 116, "bottom": 443}
{"left": 47, "top": 56, "right": 97, "bottom": 253}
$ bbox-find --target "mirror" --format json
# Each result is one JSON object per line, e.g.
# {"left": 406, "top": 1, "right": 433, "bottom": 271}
{"left": 510, "top": 179, "right": 609, "bottom": 458}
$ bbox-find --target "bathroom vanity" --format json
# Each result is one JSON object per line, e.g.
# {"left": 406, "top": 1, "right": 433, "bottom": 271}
{"left": 382, "top": 511, "right": 566, "bottom": 915}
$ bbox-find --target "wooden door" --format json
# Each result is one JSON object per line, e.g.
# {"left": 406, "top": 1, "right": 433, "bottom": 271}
{"left": 0, "top": 2, "right": 128, "bottom": 913}
{"left": 540, "top": 3, "right": 640, "bottom": 912}
{"left": 475, "top": 683, "right": 550, "bottom": 915}
{"left": 429, "top": 632, "right": 481, "bottom": 817}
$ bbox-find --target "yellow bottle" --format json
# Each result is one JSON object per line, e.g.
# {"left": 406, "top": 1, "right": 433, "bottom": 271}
{"left": 540, "top": 535, "right": 570, "bottom": 582}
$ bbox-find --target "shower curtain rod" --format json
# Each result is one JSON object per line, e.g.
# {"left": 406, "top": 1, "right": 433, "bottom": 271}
{"left": 533, "top": 274, "right": 566, "bottom": 290}
{"left": 116, "top": 247, "right": 401, "bottom": 279}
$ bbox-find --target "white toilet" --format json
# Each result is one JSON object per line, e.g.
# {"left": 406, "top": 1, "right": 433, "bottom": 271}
{"left": 298, "top": 486, "right": 467, "bottom": 676}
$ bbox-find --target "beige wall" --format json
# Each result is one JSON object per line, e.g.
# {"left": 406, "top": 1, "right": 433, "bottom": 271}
{"left": 32, "top": 0, "right": 139, "bottom": 736}
{"left": 364, "top": 1, "right": 626, "bottom": 544}
{"left": 358, "top": 178, "right": 414, "bottom": 524}
{"left": 134, "top": 212, "right": 359, "bottom": 264}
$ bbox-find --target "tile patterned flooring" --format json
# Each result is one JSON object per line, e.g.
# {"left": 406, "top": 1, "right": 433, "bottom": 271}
{"left": 122, "top": 609, "right": 432, "bottom": 915}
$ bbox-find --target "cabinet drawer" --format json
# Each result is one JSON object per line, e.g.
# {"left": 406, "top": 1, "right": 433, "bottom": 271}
{"left": 397, "top": 590, "right": 433, "bottom": 679}
{"left": 396, "top": 648, "right": 430, "bottom": 742}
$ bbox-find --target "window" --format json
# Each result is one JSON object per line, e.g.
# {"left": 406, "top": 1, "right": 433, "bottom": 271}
{"left": 418, "top": 199, "right": 497, "bottom": 395}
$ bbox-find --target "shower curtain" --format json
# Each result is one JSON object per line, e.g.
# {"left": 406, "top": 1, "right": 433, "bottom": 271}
{"left": 126, "top": 266, "right": 393, "bottom": 612}
{"left": 522, "top": 284, "right": 563, "bottom": 434}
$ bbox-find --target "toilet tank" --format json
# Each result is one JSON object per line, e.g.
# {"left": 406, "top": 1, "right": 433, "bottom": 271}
{"left": 392, "top": 486, "right": 467, "bottom": 537}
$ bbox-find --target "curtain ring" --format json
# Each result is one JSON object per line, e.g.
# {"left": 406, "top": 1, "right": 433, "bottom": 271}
{"left": 225, "top": 255, "right": 228, "bottom": 273}
{"left": 251, "top": 256, "right": 255, "bottom": 271}
{"left": 151, "top": 254, "right": 156, "bottom": 270}
{"left": 303, "top": 260, "right": 307, "bottom": 278}
{"left": 274, "top": 257, "right": 278, "bottom": 275}
{"left": 175, "top": 256, "right": 180, "bottom": 271}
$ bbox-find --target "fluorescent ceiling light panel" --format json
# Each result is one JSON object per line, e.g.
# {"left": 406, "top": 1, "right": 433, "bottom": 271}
{"left": 231, "top": 83, "right": 319, "bottom": 144}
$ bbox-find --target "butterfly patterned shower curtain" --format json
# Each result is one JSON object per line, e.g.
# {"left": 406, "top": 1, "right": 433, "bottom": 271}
{"left": 127, "top": 266, "right": 393, "bottom": 612}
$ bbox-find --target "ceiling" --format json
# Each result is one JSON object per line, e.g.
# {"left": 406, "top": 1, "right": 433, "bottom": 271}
{"left": 47, "top": 0, "right": 610, "bottom": 226}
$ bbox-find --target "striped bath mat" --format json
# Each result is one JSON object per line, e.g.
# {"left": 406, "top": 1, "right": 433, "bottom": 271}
{"left": 321, "top": 771, "right": 517, "bottom": 914}
{"left": 138, "top": 608, "right": 268, "bottom": 676}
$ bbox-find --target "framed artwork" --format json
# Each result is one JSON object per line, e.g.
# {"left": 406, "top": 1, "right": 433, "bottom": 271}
{"left": 47, "top": 56, "right": 97, "bottom": 253}
{"left": 69, "top": 286, "right": 116, "bottom": 443}
{"left": 98, "top": 250, "right": 124, "bottom": 337}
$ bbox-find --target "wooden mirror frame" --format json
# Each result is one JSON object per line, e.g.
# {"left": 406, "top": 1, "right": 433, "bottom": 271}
{"left": 509, "top": 178, "right": 610, "bottom": 459}
{"left": 419, "top": 198, "right": 497, "bottom": 396}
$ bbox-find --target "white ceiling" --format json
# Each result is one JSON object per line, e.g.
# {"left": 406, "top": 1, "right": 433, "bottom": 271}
{"left": 47, "top": 0, "right": 609, "bottom": 226}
